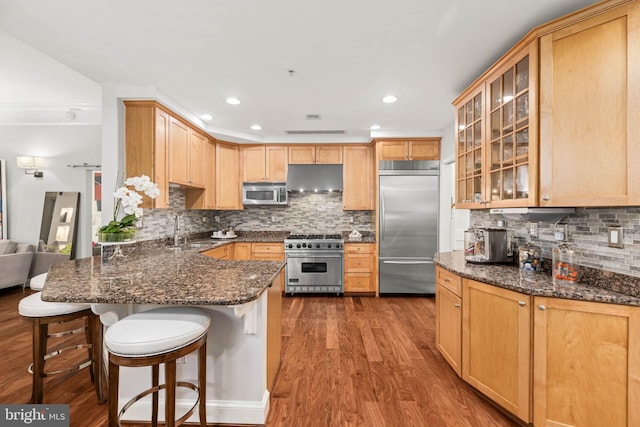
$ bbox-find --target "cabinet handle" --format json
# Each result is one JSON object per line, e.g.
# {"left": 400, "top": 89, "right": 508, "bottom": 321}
{"left": 444, "top": 278, "right": 450, "bottom": 283}
{"left": 542, "top": 195, "right": 550, "bottom": 201}
{"left": 518, "top": 301, "right": 526, "bottom": 306}
{"left": 454, "top": 303, "right": 461, "bottom": 308}
{"left": 538, "top": 305, "right": 546, "bottom": 310}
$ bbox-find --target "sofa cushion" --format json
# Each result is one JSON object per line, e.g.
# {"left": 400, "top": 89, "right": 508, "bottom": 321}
{"left": 15, "top": 243, "right": 35, "bottom": 254}
{"left": 0, "top": 240, "right": 18, "bottom": 255}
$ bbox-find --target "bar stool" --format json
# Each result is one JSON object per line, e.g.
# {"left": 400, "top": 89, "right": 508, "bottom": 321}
{"left": 18, "top": 290, "right": 105, "bottom": 404}
{"left": 104, "top": 306, "right": 210, "bottom": 427}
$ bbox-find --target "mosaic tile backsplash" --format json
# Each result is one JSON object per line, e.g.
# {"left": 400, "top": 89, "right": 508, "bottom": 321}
{"left": 136, "top": 185, "right": 374, "bottom": 241}
{"left": 470, "top": 207, "right": 640, "bottom": 278}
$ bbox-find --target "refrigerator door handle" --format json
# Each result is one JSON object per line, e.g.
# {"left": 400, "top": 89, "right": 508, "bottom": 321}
{"left": 380, "top": 193, "right": 386, "bottom": 236}
{"left": 382, "top": 260, "right": 434, "bottom": 265}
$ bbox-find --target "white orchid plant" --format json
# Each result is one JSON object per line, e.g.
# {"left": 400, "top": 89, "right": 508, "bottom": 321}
{"left": 99, "top": 175, "right": 160, "bottom": 234}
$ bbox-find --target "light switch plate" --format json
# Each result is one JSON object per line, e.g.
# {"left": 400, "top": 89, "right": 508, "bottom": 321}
{"left": 608, "top": 226, "right": 624, "bottom": 248}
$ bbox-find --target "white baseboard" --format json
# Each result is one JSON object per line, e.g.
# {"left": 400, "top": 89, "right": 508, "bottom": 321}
{"left": 120, "top": 390, "right": 270, "bottom": 425}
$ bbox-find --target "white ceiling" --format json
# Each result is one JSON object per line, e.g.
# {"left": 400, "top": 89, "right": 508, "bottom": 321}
{"left": 0, "top": 0, "right": 601, "bottom": 142}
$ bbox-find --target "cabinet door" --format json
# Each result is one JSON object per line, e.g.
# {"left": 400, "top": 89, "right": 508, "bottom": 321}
{"left": 288, "top": 146, "right": 316, "bottom": 164}
{"left": 533, "top": 297, "right": 640, "bottom": 427}
{"left": 252, "top": 243, "right": 284, "bottom": 260}
{"left": 188, "top": 129, "right": 207, "bottom": 187}
{"left": 436, "top": 283, "right": 462, "bottom": 376}
{"left": 539, "top": 3, "right": 640, "bottom": 206}
{"left": 216, "top": 144, "right": 242, "bottom": 210}
{"left": 316, "top": 145, "right": 343, "bottom": 164}
{"left": 455, "top": 87, "right": 485, "bottom": 208}
{"left": 462, "top": 279, "right": 531, "bottom": 422}
{"left": 204, "top": 141, "right": 216, "bottom": 209}
{"left": 265, "top": 146, "right": 287, "bottom": 182}
{"left": 153, "top": 108, "right": 170, "bottom": 208}
{"left": 409, "top": 140, "right": 440, "bottom": 160}
{"left": 243, "top": 146, "right": 266, "bottom": 182}
{"left": 203, "top": 245, "right": 228, "bottom": 260}
{"left": 486, "top": 43, "right": 538, "bottom": 207}
{"left": 344, "top": 273, "right": 373, "bottom": 292}
{"left": 233, "top": 242, "right": 252, "bottom": 260}
{"left": 343, "top": 145, "right": 373, "bottom": 210}
{"left": 168, "top": 116, "right": 190, "bottom": 185}
{"left": 378, "top": 140, "right": 408, "bottom": 160}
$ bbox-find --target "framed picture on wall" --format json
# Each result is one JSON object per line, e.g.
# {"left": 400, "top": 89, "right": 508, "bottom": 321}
{"left": 0, "top": 159, "right": 6, "bottom": 239}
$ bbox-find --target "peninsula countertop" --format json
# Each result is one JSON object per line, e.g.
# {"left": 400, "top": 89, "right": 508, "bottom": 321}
{"left": 40, "top": 245, "right": 285, "bottom": 306}
{"left": 435, "top": 251, "right": 640, "bottom": 307}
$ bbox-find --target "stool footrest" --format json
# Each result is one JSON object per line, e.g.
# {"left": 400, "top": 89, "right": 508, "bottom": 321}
{"left": 118, "top": 381, "right": 200, "bottom": 427}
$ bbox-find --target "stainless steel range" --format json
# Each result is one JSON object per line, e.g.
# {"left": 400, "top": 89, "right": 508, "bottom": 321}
{"left": 284, "top": 234, "right": 344, "bottom": 295}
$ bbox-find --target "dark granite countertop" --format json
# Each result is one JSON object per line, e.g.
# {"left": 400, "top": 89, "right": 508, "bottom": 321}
{"left": 40, "top": 243, "right": 285, "bottom": 306}
{"left": 435, "top": 251, "right": 640, "bottom": 307}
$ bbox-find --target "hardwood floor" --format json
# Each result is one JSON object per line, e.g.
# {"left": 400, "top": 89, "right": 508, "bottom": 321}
{"left": 0, "top": 287, "right": 517, "bottom": 426}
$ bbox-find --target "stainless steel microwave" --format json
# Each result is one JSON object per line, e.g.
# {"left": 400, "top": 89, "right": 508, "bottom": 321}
{"left": 242, "top": 182, "right": 288, "bottom": 205}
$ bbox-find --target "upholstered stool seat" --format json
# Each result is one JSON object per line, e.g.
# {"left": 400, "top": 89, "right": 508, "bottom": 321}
{"left": 105, "top": 307, "right": 210, "bottom": 427}
{"left": 29, "top": 272, "right": 48, "bottom": 291}
{"left": 19, "top": 292, "right": 105, "bottom": 404}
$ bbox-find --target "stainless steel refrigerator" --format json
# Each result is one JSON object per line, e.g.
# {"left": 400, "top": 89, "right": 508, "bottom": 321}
{"left": 378, "top": 160, "right": 439, "bottom": 295}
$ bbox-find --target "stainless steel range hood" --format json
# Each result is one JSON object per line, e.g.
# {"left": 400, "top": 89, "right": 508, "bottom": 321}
{"left": 490, "top": 207, "right": 575, "bottom": 222}
{"left": 286, "top": 164, "right": 343, "bottom": 192}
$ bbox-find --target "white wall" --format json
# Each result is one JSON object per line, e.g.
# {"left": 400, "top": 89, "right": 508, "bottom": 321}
{"left": 0, "top": 125, "right": 101, "bottom": 258}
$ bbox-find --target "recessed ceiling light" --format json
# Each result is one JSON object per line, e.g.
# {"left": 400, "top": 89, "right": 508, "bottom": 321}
{"left": 382, "top": 95, "right": 398, "bottom": 104}
{"left": 250, "top": 124, "right": 262, "bottom": 131}
{"left": 200, "top": 114, "right": 214, "bottom": 121}
{"left": 370, "top": 124, "right": 381, "bottom": 130}
{"left": 226, "top": 97, "right": 241, "bottom": 105}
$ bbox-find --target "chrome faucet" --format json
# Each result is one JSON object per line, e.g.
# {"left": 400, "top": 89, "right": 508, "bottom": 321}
{"left": 173, "top": 214, "right": 182, "bottom": 246}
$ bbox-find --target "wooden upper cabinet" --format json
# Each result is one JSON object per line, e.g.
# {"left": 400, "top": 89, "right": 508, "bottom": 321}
{"left": 288, "top": 145, "right": 343, "bottom": 164}
{"left": 168, "top": 116, "right": 207, "bottom": 188}
{"left": 124, "top": 101, "right": 169, "bottom": 209}
{"left": 242, "top": 146, "right": 287, "bottom": 182}
{"left": 343, "top": 145, "right": 374, "bottom": 210}
{"left": 204, "top": 140, "right": 216, "bottom": 209}
{"left": 539, "top": 1, "right": 640, "bottom": 206}
{"left": 377, "top": 139, "right": 440, "bottom": 161}
{"left": 216, "top": 143, "right": 242, "bottom": 210}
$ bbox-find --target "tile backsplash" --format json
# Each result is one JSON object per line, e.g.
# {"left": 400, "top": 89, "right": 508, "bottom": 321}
{"left": 136, "top": 185, "right": 374, "bottom": 241}
{"left": 470, "top": 207, "right": 640, "bottom": 278}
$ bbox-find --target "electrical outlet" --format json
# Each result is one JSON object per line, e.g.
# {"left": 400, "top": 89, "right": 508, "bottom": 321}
{"left": 214, "top": 216, "right": 220, "bottom": 223}
{"left": 528, "top": 222, "right": 538, "bottom": 238}
{"left": 271, "top": 216, "right": 276, "bottom": 222}
{"left": 202, "top": 216, "right": 207, "bottom": 223}
{"left": 608, "top": 226, "right": 624, "bottom": 248}
{"left": 554, "top": 224, "right": 568, "bottom": 241}
{"left": 349, "top": 216, "right": 354, "bottom": 223}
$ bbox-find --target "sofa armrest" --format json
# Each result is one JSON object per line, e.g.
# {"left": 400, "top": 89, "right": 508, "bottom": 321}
{"left": 0, "top": 252, "right": 34, "bottom": 289}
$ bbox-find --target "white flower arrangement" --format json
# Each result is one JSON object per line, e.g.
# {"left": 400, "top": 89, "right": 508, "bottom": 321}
{"left": 99, "top": 175, "right": 160, "bottom": 236}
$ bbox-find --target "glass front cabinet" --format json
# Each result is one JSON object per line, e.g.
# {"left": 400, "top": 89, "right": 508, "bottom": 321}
{"left": 454, "top": 42, "right": 538, "bottom": 209}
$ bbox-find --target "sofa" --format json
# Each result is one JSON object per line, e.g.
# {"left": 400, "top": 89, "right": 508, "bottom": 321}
{"left": 29, "top": 240, "right": 70, "bottom": 277}
{"left": 0, "top": 240, "right": 35, "bottom": 289}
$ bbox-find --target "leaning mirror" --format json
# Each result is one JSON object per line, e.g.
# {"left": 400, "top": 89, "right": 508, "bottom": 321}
{"left": 39, "top": 192, "right": 80, "bottom": 259}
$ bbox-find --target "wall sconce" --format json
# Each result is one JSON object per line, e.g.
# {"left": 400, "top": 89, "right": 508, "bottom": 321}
{"left": 16, "top": 156, "right": 45, "bottom": 178}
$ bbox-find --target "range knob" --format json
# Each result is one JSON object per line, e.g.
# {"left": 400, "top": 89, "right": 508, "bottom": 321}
{"left": 316, "top": 243, "right": 320, "bottom": 248}
{"left": 335, "top": 243, "right": 341, "bottom": 249}
{"left": 302, "top": 243, "right": 307, "bottom": 248}
{"left": 287, "top": 244, "right": 293, "bottom": 249}
{"left": 328, "top": 244, "right": 332, "bottom": 248}
{"left": 296, "top": 244, "right": 301, "bottom": 249}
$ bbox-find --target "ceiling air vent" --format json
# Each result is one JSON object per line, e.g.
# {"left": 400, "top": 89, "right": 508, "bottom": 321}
{"left": 305, "top": 114, "right": 321, "bottom": 120}
{"left": 284, "top": 129, "right": 347, "bottom": 135}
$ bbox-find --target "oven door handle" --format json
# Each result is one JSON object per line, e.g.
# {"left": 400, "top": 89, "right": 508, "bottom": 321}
{"left": 382, "top": 260, "right": 433, "bottom": 265}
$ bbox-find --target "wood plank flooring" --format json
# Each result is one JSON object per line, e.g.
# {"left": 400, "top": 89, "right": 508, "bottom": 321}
{"left": 0, "top": 287, "right": 518, "bottom": 426}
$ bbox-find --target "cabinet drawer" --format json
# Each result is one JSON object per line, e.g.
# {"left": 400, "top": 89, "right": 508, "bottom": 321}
{"left": 436, "top": 266, "right": 462, "bottom": 296}
{"left": 345, "top": 254, "right": 374, "bottom": 272}
{"left": 252, "top": 243, "right": 284, "bottom": 254}
{"left": 253, "top": 253, "right": 284, "bottom": 261}
{"left": 344, "top": 273, "right": 374, "bottom": 292}
{"left": 345, "top": 243, "right": 373, "bottom": 254}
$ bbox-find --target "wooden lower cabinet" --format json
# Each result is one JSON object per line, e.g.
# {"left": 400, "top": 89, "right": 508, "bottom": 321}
{"left": 251, "top": 243, "right": 284, "bottom": 261}
{"left": 344, "top": 243, "right": 375, "bottom": 293}
{"left": 435, "top": 266, "right": 462, "bottom": 376}
{"left": 266, "top": 270, "right": 282, "bottom": 391}
{"left": 462, "top": 279, "right": 531, "bottom": 423}
{"left": 533, "top": 297, "right": 640, "bottom": 427}
{"left": 202, "top": 244, "right": 231, "bottom": 260}
{"left": 233, "top": 242, "right": 252, "bottom": 260}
